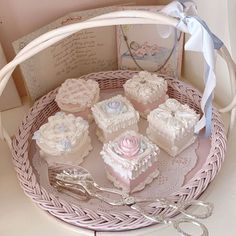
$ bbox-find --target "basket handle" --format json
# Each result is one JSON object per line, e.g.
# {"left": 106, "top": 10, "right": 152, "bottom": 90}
{"left": 0, "top": 9, "right": 235, "bottom": 150}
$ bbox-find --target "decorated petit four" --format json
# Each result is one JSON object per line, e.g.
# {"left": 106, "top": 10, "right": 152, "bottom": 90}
{"left": 32, "top": 112, "right": 92, "bottom": 165}
{"left": 101, "top": 130, "right": 160, "bottom": 193}
{"left": 147, "top": 99, "right": 200, "bottom": 157}
{"left": 123, "top": 71, "right": 168, "bottom": 118}
{"left": 55, "top": 78, "right": 100, "bottom": 122}
{"left": 91, "top": 95, "right": 140, "bottom": 142}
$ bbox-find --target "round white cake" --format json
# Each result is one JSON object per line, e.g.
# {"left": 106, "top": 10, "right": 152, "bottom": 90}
{"left": 32, "top": 112, "right": 92, "bottom": 166}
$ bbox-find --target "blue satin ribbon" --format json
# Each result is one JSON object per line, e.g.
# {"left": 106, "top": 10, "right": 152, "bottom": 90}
{"left": 178, "top": 0, "right": 195, "bottom": 6}
{"left": 177, "top": 0, "right": 197, "bottom": 15}
{"left": 164, "top": 1, "right": 224, "bottom": 137}
{"left": 195, "top": 16, "right": 223, "bottom": 136}
{"left": 204, "top": 62, "right": 213, "bottom": 137}
{"left": 189, "top": 16, "right": 223, "bottom": 136}
{"left": 193, "top": 16, "right": 224, "bottom": 50}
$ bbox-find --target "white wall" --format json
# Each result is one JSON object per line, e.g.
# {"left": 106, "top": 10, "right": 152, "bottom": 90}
{"left": 228, "top": 0, "right": 236, "bottom": 61}
{"left": 183, "top": 0, "right": 235, "bottom": 107}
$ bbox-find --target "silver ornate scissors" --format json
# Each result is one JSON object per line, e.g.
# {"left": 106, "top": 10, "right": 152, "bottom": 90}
{"left": 53, "top": 166, "right": 213, "bottom": 236}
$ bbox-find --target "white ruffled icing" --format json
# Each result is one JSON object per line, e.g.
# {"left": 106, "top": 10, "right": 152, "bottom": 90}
{"left": 147, "top": 99, "right": 200, "bottom": 139}
{"left": 106, "top": 167, "right": 160, "bottom": 193}
{"left": 32, "top": 112, "right": 89, "bottom": 156}
{"left": 55, "top": 78, "right": 100, "bottom": 109}
{"left": 91, "top": 95, "right": 139, "bottom": 133}
{"left": 114, "top": 135, "right": 142, "bottom": 157}
{"left": 101, "top": 130, "right": 159, "bottom": 180}
{"left": 123, "top": 71, "right": 168, "bottom": 104}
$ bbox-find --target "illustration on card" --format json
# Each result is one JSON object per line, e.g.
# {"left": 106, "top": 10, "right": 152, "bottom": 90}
{"left": 117, "top": 7, "right": 184, "bottom": 78}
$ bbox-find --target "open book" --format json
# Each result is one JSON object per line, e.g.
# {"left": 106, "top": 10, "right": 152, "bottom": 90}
{"left": 13, "top": 5, "right": 183, "bottom": 101}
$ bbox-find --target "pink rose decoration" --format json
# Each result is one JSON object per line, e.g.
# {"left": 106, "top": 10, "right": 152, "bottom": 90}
{"left": 115, "top": 135, "right": 141, "bottom": 157}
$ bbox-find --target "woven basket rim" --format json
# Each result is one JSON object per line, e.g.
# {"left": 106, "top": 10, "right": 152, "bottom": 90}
{"left": 11, "top": 70, "right": 227, "bottom": 231}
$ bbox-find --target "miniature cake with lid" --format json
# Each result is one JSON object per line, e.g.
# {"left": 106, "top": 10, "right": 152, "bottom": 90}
{"left": 101, "top": 130, "right": 160, "bottom": 193}
{"left": 123, "top": 71, "right": 168, "bottom": 118}
{"left": 91, "top": 95, "right": 140, "bottom": 142}
{"left": 55, "top": 78, "right": 100, "bottom": 122}
{"left": 147, "top": 99, "right": 199, "bottom": 157}
{"left": 32, "top": 112, "right": 92, "bottom": 166}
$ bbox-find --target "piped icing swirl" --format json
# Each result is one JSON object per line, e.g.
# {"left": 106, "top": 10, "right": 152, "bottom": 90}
{"left": 32, "top": 112, "right": 89, "bottom": 155}
{"left": 123, "top": 71, "right": 168, "bottom": 104}
{"left": 104, "top": 100, "right": 127, "bottom": 114}
{"left": 148, "top": 99, "right": 200, "bottom": 136}
{"left": 115, "top": 135, "right": 141, "bottom": 157}
{"left": 101, "top": 130, "right": 159, "bottom": 180}
{"left": 91, "top": 95, "right": 140, "bottom": 132}
{"left": 55, "top": 78, "right": 99, "bottom": 109}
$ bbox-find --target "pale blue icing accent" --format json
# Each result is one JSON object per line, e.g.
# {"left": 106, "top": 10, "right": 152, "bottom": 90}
{"left": 104, "top": 100, "right": 127, "bottom": 114}
{"left": 32, "top": 131, "right": 41, "bottom": 140}
{"left": 57, "top": 138, "right": 72, "bottom": 151}
{"left": 140, "top": 140, "right": 147, "bottom": 153}
{"left": 54, "top": 124, "right": 66, "bottom": 132}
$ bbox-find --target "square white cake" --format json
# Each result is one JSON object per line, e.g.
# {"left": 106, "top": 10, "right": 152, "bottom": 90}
{"left": 147, "top": 99, "right": 199, "bottom": 157}
{"left": 91, "top": 95, "right": 140, "bottom": 142}
{"left": 101, "top": 130, "right": 160, "bottom": 193}
{"left": 123, "top": 71, "right": 168, "bottom": 118}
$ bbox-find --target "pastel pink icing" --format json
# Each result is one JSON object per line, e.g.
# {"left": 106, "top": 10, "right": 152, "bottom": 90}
{"left": 127, "top": 93, "right": 167, "bottom": 113}
{"left": 105, "top": 161, "right": 159, "bottom": 192}
{"left": 115, "top": 135, "right": 140, "bottom": 157}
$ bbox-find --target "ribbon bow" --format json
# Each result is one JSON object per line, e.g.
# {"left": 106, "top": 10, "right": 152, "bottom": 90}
{"left": 161, "top": 0, "right": 224, "bottom": 136}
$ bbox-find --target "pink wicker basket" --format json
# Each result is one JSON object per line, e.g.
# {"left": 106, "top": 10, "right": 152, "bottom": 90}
{"left": 0, "top": 2, "right": 235, "bottom": 233}
{"left": 10, "top": 70, "right": 226, "bottom": 231}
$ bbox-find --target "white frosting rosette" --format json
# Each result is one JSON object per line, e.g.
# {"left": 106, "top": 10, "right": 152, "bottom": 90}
{"left": 91, "top": 95, "right": 140, "bottom": 136}
{"left": 123, "top": 71, "right": 168, "bottom": 104}
{"left": 114, "top": 135, "right": 141, "bottom": 157}
{"left": 32, "top": 112, "right": 89, "bottom": 156}
{"left": 111, "top": 131, "right": 150, "bottom": 161}
{"left": 103, "top": 100, "right": 128, "bottom": 115}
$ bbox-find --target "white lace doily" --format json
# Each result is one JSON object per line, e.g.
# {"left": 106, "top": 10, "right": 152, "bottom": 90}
{"left": 32, "top": 122, "right": 198, "bottom": 211}
{"left": 31, "top": 90, "right": 199, "bottom": 211}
